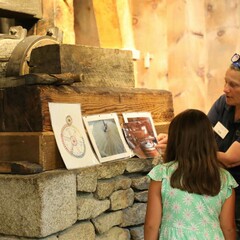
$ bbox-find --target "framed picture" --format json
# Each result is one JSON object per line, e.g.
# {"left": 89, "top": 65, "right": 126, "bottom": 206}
{"left": 122, "top": 112, "right": 158, "bottom": 139}
{"left": 83, "top": 113, "right": 132, "bottom": 162}
{"left": 48, "top": 102, "right": 99, "bottom": 169}
{"left": 122, "top": 112, "right": 160, "bottom": 159}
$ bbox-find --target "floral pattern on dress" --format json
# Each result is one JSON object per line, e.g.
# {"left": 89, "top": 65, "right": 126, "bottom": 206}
{"left": 147, "top": 162, "right": 238, "bottom": 240}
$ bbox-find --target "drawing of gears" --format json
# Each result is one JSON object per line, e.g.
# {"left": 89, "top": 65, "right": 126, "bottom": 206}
{"left": 61, "top": 115, "right": 86, "bottom": 158}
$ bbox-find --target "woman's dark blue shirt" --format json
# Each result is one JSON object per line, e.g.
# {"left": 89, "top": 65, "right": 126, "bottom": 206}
{"left": 208, "top": 94, "right": 240, "bottom": 192}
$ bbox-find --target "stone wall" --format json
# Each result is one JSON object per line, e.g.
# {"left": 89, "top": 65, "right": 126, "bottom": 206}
{"left": 0, "top": 157, "right": 159, "bottom": 240}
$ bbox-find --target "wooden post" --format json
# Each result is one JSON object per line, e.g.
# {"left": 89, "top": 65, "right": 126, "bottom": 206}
{"left": 34, "top": 0, "right": 75, "bottom": 44}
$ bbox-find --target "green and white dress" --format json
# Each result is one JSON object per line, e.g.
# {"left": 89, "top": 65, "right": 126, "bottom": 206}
{"left": 147, "top": 162, "right": 238, "bottom": 240}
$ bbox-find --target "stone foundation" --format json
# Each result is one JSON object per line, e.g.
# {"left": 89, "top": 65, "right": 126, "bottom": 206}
{"left": 0, "top": 157, "right": 158, "bottom": 240}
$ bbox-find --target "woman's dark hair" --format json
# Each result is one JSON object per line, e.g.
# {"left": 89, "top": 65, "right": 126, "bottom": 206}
{"left": 164, "top": 109, "right": 221, "bottom": 196}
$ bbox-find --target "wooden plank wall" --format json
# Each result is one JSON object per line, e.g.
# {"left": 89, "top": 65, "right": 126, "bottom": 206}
{"left": 73, "top": 0, "right": 240, "bottom": 115}
{"left": 166, "top": 0, "right": 240, "bottom": 114}
{"left": 131, "top": 0, "right": 169, "bottom": 90}
{"left": 167, "top": 1, "right": 207, "bottom": 113}
{"left": 1, "top": 0, "right": 239, "bottom": 115}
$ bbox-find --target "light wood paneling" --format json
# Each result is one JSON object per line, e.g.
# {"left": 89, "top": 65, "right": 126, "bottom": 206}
{"left": 131, "top": 0, "right": 168, "bottom": 90}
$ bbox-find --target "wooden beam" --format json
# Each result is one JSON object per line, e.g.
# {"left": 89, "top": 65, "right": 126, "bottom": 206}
{"left": 0, "top": 161, "right": 43, "bottom": 174}
{"left": 34, "top": 0, "right": 75, "bottom": 44}
{"left": 0, "top": 132, "right": 64, "bottom": 171}
{"left": 29, "top": 44, "right": 135, "bottom": 88}
{"left": 92, "top": 0, "right": 122, "bottom": 48}
{"left": 0, "top": 85, "right": 174, "bottom": 132}
{"left": 74, "top": 0, "right": 100, "bottom": 47}
{"left": 115, "top": 0, "right": 135, "bottom": 49}
{"left": 0, "top": 0, "right": 42, "bottom": 19}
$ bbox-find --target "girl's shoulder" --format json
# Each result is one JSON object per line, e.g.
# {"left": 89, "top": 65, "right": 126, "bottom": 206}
{"left": 147, "top": 162, "right": 176, "bottom": 181}
{"left": 220, "top": 168, "right": 239, "bottom": 189}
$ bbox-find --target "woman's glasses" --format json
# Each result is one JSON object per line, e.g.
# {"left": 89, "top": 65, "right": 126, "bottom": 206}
{"left": 231, "top": 53, "right": 240, "bottom": 69}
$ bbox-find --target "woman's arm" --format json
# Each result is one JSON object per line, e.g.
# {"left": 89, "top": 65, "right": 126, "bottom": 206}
{"left": 144, "top": 180, "right": 162, "bottom": 240}
{"left": 219, "top": 189, "right": 237, "bottom": 239}
{"left": 217, "top": 141, "right": 240, "bottom": 167}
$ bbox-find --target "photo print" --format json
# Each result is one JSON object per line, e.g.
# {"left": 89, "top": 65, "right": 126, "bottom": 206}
{"left": 48, "top": 102, "right": 99, "bottom": 169}
{"left": 122, "top": 112, "right": 160, "bottom": 159}
{"left": 83, "top": 113, "right": 133, "bottom": 162}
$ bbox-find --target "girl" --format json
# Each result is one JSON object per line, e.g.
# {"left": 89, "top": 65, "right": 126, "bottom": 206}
{"left": 144, "top": 109, "right": 238, "bottom": 240}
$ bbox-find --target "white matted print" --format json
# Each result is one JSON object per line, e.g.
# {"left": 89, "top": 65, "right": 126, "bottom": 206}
{"left": 83, "top": 113, "right": 132, "bottom": 162}
{"left": 48, "top": 102, "right": 99, "bottom": 169}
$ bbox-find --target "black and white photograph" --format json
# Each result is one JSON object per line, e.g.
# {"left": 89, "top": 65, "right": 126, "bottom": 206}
{"left": 83, "top": 113, "right": 132, "bottom": 162}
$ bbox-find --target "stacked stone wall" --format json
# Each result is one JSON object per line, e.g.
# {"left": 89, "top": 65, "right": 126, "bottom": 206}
{"left": 0, "top": 158, "right": 159, "bottom": 240}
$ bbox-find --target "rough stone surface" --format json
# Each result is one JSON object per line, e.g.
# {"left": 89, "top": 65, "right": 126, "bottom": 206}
{"left": 0, "top": 170, "right": 77, "bottom": 238}
{"left": 121, "top": 203, "right": 147, "bottom": 227}
{"left": 92, "top": 211, "right": 123, "bottom": 234}
{"left": 97, "top": 161, "right": 127, "bottom": 179}
{"left": 0, "top": 158, "right": 156, "bottom": 239}
{"left": 77, "top": 193, "right": 110, "bottom": 220}
{"left": 134, "top": 190, "right": 148, "bottom": 202}
{"left": 131, "top": 175, "right": 150, "bottom": 190}
{"left": 125, "top": 158, "right": 149, "bottom": 173}
{"left": 76, "top": 167, "right": 98, "bottom": 192}
{"left": 110, "top": 188, "right": 134, "bottom": 210}
{"left": 58, "top": 221, "right": 95, "bottom": 240}
{"left": 95, "top": 179, "right": 116, "bottom": 199}
{"left": 0, "top": 236, "right": 58, "bottom": 240}
{"left": 129, "top": 226, "right": 144, "bottom": 240}
{"left": 114, "top": 176, "right": 132, "bottom": 190}
{"left": 95, "top": 227, "right": 130, "bottom": 240}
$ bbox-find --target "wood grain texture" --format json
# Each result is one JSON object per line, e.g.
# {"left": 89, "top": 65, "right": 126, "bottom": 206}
{"left": 0, "top": 161, "right": 43, "bottom": 174}
{"left": 74, "top": 0, "right": 100, "bottom": 47}
{"left": 0, "top": 85, "right": 174, "bottom": 132}
{"left": 0, "top": 73, "right": 81, "bottom": 88}
{"left": 0, "top": 132, "right": 64, "bottom": 171}
{"left": 92, "top": 0, "right": 122, "bottom": 48}
{"left": 131, "top": 0, "right": 168, "bottom": 89}
{"left": 0, "top": 0, "right": 42, "bottom": 18}
{"left": 29, "top": 44, "right": 135, "bottom": 88}
{"left": 34, "top": 0, "right": 75, "bottom": 44}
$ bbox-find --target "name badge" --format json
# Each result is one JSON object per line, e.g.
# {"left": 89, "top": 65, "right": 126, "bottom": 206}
{"left": 213, "top": 121, "right": 229, "bottom": 139}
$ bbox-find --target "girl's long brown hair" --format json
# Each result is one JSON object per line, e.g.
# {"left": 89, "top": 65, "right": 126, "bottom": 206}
{"left": 164, "top": 109, "right": 221, "bottom": 196}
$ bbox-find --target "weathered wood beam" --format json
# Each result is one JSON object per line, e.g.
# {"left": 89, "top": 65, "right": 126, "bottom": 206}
{"left": 74, "top": 0, "right": 99, "bottom": 47}
{"left": 29, "top": 44, "right": 135, "bottom": 88}
{"left": 0, "top": 161, "right": 43, "bottom": 174}
{"left": 0, "top": 85, "right": 174, "bottom": 132}
{"left": 115, "top": 0, "right": 135, "bottom": 49}
{"left": 92, "top": 0, "right": 121, "bottom": 48}
{"left": 0, "top": 73, "right": 81, "bottom": 88}
{"left": 0, "top": 132, "right": 64, "bottom": 171}
{"left": 35, "top": 0, "right": 75, "bottom": 44}
{"left": 0, "top": 0, "right": 42, "bottom": 19}
{"left": 74, "top": 0, "right": 135, "bottom": 49}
